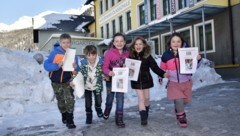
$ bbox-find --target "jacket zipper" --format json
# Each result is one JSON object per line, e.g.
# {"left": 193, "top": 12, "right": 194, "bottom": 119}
{"left": 138, "top": 55, "right": 142, "bottom": 89}
{"left": 174, "top": 55, "right": 180, "bottom": 83}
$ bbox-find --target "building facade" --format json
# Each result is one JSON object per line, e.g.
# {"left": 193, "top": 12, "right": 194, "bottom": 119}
{"left": 85, "top": 0, "right": 240, "bottom": 67}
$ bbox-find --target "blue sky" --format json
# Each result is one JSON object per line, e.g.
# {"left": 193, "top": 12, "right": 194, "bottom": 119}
{"left": 0, "top": 0, "right": 85, "bottom": 25}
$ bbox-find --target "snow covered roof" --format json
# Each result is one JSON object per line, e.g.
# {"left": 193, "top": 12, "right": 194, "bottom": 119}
{"left": 97, "top": 38, "right": 112, "bottom": 46}
{"left": 36, "top": 13, "right": 94, "bottom": 32}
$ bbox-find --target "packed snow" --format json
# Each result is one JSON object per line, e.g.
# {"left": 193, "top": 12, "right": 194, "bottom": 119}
{"left": 0, "top": 48, "right": 223, "bottom": 135}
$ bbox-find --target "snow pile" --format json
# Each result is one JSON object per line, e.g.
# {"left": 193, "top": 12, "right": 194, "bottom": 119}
{"left": 0, "top": 48, "right": 53, "bottom": 116}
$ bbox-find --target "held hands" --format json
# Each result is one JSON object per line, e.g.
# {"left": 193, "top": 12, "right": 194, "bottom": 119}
{"left": 72, "top": 63, "right": 77, "bottom": 69}
{"left": 58, "top": 61, "right": 63, "bottom": 68}
{"left": 108, "top": 71, "right": 115, "bottom": 77}
{"left": 197, "top": 54, "right": 202, "bottom": 60}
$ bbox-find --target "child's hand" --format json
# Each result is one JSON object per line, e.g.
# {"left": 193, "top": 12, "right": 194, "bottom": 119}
{"left": 109, "top": 71, "right": 115, "bottom": 77}
{"left": 69, "top": 82, "right": 75, "bottom": 88}
{"left": 163, "top": 73, "right": 168, "bottom": 78}
{"left": 197, "top": 54, "right": 202, "bottom": 60}
{"left": 103, "top": 76, "right": 110, "bottom": 81}
{"left": 72, "top": 63, "right": 77, "bottom": 69}
{"left": 159, "top": 78, "right": 163, "bottom": 85}
{"left": 58, "top": 61, "right": 63, "bottom": 68}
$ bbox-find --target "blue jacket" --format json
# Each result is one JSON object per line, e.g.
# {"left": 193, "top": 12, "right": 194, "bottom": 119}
{"left": 44, "top": 46, "right": 79, "bottom": 83}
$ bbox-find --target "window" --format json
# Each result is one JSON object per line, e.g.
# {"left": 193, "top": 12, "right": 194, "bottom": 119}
{"left": 100, "top": 1, "right": 103, "bottom": 14}
{"left": 178, "top": 0, "right": 187, "bottom": 10}
{"left": 112, "top": 20, "right": 116, "bottom": 35}
{"left": 101, "top": 26, "right": 104, "bottom": 38}
{"left": 119, "top": 16, "right": 123, "bottom": 33}
{"left": 179, "top": 29, "right": 191, "bottom": 46}
{"left": 126, "top": 11, "right": 131, "bottom": 30}
{"left": 105, "top": 0, "right": 109, "bottom": 11}
{"left": 112, "top": 0, "right": 115, "bottom": 6}
{"left": 194, "top": 20, "right": 215, "bottom": 52}
{"left": 106, "top": 23, "right": 109, "bottom": 38}
{"left": 151, "top": 37, "right": 160, "bottom": 55}
{"left": 139, "top": 4, "right": 145, "bottom": 25}
{"left": 150, "top": 0, "right": 157, "bottom": 21}
{"left": 163, "top": 0, "right": 170, "bottom": 15}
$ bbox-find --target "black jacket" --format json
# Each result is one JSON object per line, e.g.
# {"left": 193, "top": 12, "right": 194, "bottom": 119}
{"left": 130, "top": 52, "right": 165, "bottom": 89}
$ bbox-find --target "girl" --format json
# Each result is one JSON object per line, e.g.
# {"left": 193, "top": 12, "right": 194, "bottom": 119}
{"left": 102, "top": 33, "right": 129, "bottom": 128}
{"left": 129, "top": 36, "right": 166, "bottom": 125}
{"left": 160, "top": 32, "right": 201, "bottom": 128}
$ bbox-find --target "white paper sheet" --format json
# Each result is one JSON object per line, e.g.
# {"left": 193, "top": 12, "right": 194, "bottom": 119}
{"left": 111, "top": 67, "right": 129, "bottom": 93}
{"left": 178, "top": 47, "right": 199, "bottom": 74}
{"left": 62, "top": 48, "right": 76, "bottom": 71}
{"left": 73, "top": 72, "right": 85, "bottom": 98}
{"left": 125, "top": 58, "right": 141, "bottom": 81}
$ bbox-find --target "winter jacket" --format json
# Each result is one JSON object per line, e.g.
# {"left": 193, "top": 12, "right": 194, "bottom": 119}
{"left": 130, "top": 52, "right": 165, "bottom": 89}
{"left": 102, "top": 47, "right": 129, "bottom": 76}
{"left": 160, "top": 49, "right": 191, "bottom": 83}
{"left": 79, "top": 57, "right": 104, "bottom": 94}
{"left": 44, "top": 46, "right": 79, "bottom": 83}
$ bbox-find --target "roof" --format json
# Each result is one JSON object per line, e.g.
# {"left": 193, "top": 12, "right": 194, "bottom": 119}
{"left": 125, "top": 4, "right": 227, "bottom": 39}
{"left": 84, "top": 0, "right": 94, "bottom": 5}
{"left": 36, "top": 13, "right": 94, "bottom": 32}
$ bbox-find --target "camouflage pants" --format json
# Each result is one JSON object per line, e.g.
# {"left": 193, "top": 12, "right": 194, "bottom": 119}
{"left": 52, "top": 82, "right": 75, "bottom": 113}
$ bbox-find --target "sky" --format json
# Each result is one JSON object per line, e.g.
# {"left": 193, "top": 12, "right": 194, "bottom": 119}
{"left": 0, "top": 0, "right": 85, "bottom": 25}
{"left": 0, "top": 47, "right": 224, "bottom": 135}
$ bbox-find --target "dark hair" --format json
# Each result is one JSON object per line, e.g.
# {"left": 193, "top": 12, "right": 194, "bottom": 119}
{"left": 166, "top": 32, "right": 184, "bottom": 50}
{"left": 111, "top": 32, "right": 126, "bottom": 43}
{"left": 60, "top": 33, "right": 71, "bottom": 41}
{"left": 84, "top": 45, "right": 97, "bottom": 55}
{"left": 129, "top": 36, "right": 151, "bottom": 58}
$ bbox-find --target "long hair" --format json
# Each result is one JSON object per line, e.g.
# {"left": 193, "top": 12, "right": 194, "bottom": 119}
{"left": 129, "top": 36, "right": 151, "bottom": 58}
{"left": 166, "top": 32, "right": 184, "bottom": 50}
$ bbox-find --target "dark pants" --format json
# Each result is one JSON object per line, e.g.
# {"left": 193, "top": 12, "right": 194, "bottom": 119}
{"left": 52, "top": 82, "right": 75, "bottom": 113}
{"left": 105, "top": 81, "right": 124, "bottom": 113}
{"left": 85, "top": 90, "right": 102, "bottom": 113}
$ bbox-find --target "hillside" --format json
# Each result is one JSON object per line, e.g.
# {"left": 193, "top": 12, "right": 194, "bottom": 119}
{"left": 0, "top": 27, "right": 37, "bottom": 50}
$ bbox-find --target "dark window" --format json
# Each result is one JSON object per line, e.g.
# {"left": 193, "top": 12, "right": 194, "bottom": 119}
{"left": 139, "top": 4, "right": 145, "bottom": 25}
{"left": 199, "top": 24, "right": 213, "bottom": 51}
{"left": 150, "top": 0, "right": 157, "bottom": 21}
{"left": 101, "top": 26, "right": 104, "bottom": 38}
{"left": 163, "top": 0, "right": 170, "bottom": 15}
{"left": 112, "top": 20, "right": 116, "bottom": 35}
{"left": 106, "top": 23, "right": 109, "bottom": 38}
{"left": 100, "top": 1, "right": 103, "bottom": 14}
{"left": 178, "top": 0, "right": 187, "bottom": 9}
{"left": 152, "top": 38, "right": 159, "bottom": 55}
{"left": 119, "top": 16, "right": 123, "bottom": 33}
{"left": 126, "top": 11, "right": 131, "bottom": 30}
{"left": 179, "top": 29, "right": 191, "bottom": 46}
{"left": 106, "top": 0, "right": 109, "bottom": 11}
{"left": 112, "top": 0, "right": 115, "bottom": 6}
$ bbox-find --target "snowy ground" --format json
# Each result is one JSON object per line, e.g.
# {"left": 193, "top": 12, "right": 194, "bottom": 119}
{"left": 0, "top": 48, "right": 224, "bottom": 135}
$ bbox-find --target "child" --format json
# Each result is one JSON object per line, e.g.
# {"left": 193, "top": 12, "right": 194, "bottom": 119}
{"left": 129, "top": 36, "right": 166, "bottom": 125}
{"left": 102, "top": 33, "right": 129, "bottom": 128}
{"left": 71, "top": 45, "right": 104, "bottom": 124}
{"left": 44, "top": 33, "right": 79, "bottom": 129}
{"left": 160, "top": 32, "right": 201, "bottom": 128}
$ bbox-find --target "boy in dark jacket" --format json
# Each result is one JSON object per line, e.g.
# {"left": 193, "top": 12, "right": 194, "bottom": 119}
{"left": 44, "top": 33, "right": 79, "bottom": 129}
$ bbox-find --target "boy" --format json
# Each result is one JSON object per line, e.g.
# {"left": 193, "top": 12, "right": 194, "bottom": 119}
{"left": 70, "top": 45, "right": 104, "bottom": 124}
{"left": 44, "top": 33, "right": 79, "bottom": 129}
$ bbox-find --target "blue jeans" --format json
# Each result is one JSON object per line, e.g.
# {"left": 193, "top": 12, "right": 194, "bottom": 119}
{"left": 105, "top": 81, "right": 124, "bottom": 113}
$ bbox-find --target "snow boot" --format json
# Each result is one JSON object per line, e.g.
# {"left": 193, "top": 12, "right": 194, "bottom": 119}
{"left": 95, "top": 106, "right": 103, "bottom": 118}
{"left": 176, "top": 112, "right": 188, "bottom": 128}
{"left": 66, "top": 113, "right": 76, "bottom": 129}
{"left": 86, "top": 112, "right": 93, "bottom": 124}
{"left": 115, "top": 112, "right": 125, "bottom": 128}
{"left": 61, "top": 112, "right": 67, "bottom": 124}
{"left": 145, "top": 106, "right": 150, "bottom": 119}
{"left": 103, "top": 107, "right": 112, "bottom": 120}
{"left": 139, "top": 110, "right": 148, "bottom": 125}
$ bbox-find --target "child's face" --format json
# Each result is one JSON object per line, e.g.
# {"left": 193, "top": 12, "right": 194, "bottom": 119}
{"left": 134, "top": 39, "right": 144, "bottom": 53}
{"left": 170, "top": 36, "right": 182, "bottom": 51}
{"left": 86, "top": 53, "right": 97, "bottom": 64}
{"left": 113, "top": 36, "right": 126, "bottom": 51}
{"left": 60, "top": 38, "right": 71, "bottom": 51}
